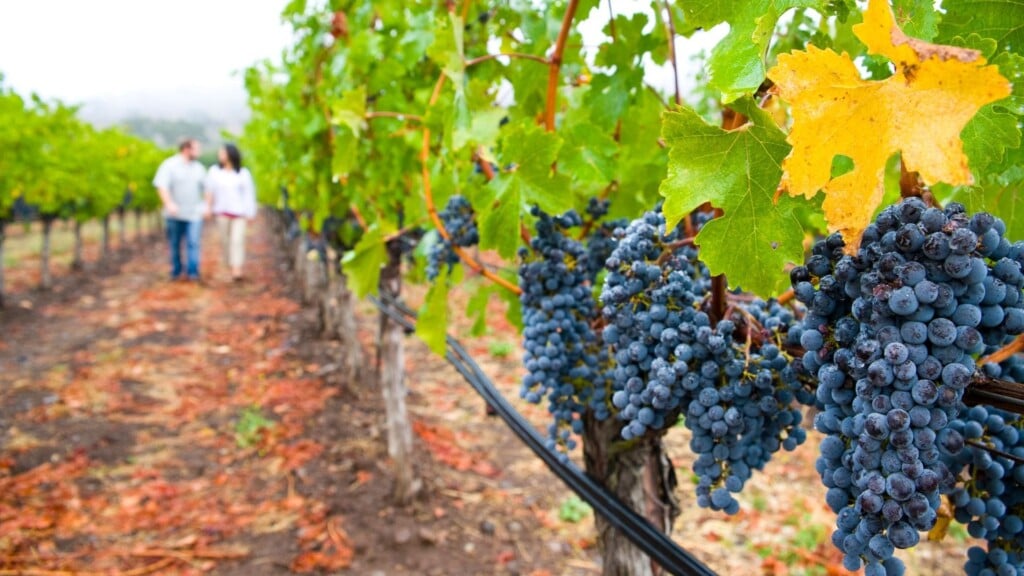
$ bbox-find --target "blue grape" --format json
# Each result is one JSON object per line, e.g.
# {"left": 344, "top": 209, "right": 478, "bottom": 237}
{"left": 427, "top": 195, "right": 479, "bottom": 280}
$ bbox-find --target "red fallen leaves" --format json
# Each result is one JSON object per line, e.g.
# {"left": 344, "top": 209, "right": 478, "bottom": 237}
{"left": 272, "top": 439, "right": 325, "bottom": 472}
{"left": 291, "top": 505, "right": 354, "bottom": 573}
{"left": 0, "top": 229, "right": 358, "bottom": 574}
{"left": 412, "top": 420, "right": 501, "bottom": 478}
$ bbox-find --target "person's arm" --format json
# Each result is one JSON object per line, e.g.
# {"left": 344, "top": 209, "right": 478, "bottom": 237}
{"left": 153, "top": 160, "right": 178, "bottom": 216}
{"left": 203, "top": 167, "right": 215, "bottom": 219}
{"left": 243, "top": 169, "right": 257, "bottom": 220}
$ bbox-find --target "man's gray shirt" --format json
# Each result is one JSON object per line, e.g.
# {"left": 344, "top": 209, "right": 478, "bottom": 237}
{"left": 153, "top": 155, "right": 207, "bottom": 221}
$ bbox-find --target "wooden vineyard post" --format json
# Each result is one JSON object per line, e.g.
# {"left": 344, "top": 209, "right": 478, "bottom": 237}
{"left": 378, "top": 237, "right": 418, "bottom": 504}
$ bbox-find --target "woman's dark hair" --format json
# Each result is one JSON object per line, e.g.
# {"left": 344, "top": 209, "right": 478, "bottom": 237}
{"left": 222, "top": 143, "right": 243, "bottom": 173}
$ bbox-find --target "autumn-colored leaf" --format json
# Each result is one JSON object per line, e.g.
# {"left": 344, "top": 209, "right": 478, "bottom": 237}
{"left": 769, "top": 0, "right": 1011, "bottom": 251}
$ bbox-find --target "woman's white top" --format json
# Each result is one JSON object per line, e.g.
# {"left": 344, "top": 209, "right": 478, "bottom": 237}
{"left": 205, "top": 165, "right": 257, "bottom": 218}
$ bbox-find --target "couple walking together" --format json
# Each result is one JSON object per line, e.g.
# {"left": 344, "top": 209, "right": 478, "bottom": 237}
{"left": 153, "top": 139, "right": 256, "bottom": 282}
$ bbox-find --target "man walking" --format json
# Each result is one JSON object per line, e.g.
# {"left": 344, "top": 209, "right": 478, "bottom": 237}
{"left": 153, "top": 139, "right": 207, "bottom": 281}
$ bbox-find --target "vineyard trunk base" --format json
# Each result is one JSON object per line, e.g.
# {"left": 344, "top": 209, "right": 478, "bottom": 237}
{"left": 584, "top": 415, "right": 679, "bottom": 576}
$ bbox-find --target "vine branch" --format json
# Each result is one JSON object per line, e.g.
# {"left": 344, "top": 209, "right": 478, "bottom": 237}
{"left": 466, "top": 52, "right": 549, "bottom": 67}
{"left": 659, "top": 0, "right": 682, "bottom": 106}
{"left": 421, "top": 73, "right": 522, "bottom": 295}
{"left": 365, "top": 111, "right": 423, "bottom": 122}
{"left": 980, "top": 334, "right": 1024, "bottom": 365}
{"left": 545, "top": 0, "right": 581, "bottom": 132}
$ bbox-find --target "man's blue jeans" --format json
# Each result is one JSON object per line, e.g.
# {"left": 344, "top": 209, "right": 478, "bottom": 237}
{"left": 166, "top": 218, "right": 202, "bottom": 279}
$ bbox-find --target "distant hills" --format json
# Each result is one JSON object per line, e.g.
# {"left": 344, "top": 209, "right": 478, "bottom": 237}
{"left": 79, "top": 85, "right": 249, "bottom": 155}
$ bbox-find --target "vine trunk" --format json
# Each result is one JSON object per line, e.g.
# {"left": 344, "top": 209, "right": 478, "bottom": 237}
{"left": 583, "top": 414, "right": 680, "bottom": 576}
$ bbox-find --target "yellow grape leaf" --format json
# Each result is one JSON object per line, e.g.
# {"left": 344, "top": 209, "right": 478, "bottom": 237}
{"left": 769, "top": 0, "right": 1011, "bottom": 251}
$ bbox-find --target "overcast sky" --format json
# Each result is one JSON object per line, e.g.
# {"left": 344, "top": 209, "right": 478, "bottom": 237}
{"left": 0, "top": 0, "right": 294, "bottom": 103}
{"left": 0, "top": 1, "right": 715, "bottom": 109}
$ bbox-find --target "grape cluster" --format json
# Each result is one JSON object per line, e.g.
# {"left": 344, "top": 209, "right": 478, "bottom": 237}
{"left": 943, "top": 403, "right": 1024, "bottom": 576}
{"left": 794, "top": 199, "right": 1024, "bottom": 575}
{"left": 518, "top": 207, "right": 603, "bottom": 451}
{"left": 599, "top": 209, "right": 813, "bottom": 513}
{"left": 427, "top": 195, "right": 479, "bottom": 281}
{"left": 581, "top": 198, "right": 627, "bottom": 283}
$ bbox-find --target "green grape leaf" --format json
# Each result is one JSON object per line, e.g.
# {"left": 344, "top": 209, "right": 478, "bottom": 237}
{"left": 892, "top": 0, "right": 941, "bottom": 41}
{"left": 994, "top": 51, "right": 1024, "bottom": 116}
{"left": 333, "top": 85, "right": 367, "bottom": 136}
{"left": 480, "top": 179, "right": 523, "bottom": 259}
{"left": 659, "top": 100, "right": 803, "bottom": 296}
{"left": 584, "top": 71, "right": 642, "bottom": 128}
{"left": 937, "top": 0, "right": 1024, "bottom": 55}
{"left": 957, "top": 168, "right": 1024, "bottom": 239}
{"left": 681, "top": 0, "right": 825, "bottom": 102}
{"left": 962, "top": 103, "right": 1022, "bottom": 175}
{"left": 332, "top": 131, "right": 359, "bottom": 176}
{"left": 427, "top": 13, "right": 466, "bottom": 85}
{"left": 416, "top": 268, "right": 450, "bottom": 355}
{"left": 341, "top": 225, "right": 385, "bottom": 298}
{"left": 479, "top": 125, "right": 570, "bottom": 258}
{"left": 466, "top": 283, "right": 492, "bottom": 337}
{"left": 560, "top": 122, "right": 617, "bottom": 193}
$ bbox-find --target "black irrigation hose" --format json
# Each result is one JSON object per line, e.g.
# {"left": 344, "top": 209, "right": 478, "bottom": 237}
{"left": 369, "top": 294, "right": 716, "bottom": 576}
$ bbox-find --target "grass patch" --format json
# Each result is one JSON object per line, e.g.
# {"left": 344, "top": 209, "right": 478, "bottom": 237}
{"left": 488, "top": 341, "right": 515, "bottom": 358}
{"left": 235, "top": 405, "right": 275, "bottom": 448}
{"left": 557, "top": 495, "right": 592, "bottom": 523}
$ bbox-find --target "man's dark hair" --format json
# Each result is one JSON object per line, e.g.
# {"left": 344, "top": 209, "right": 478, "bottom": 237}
{"left": 224, "top": 143, "right": 243, "bottom": 173}
{"left": 178, "top": 139, "right": 196, "bottom": 152}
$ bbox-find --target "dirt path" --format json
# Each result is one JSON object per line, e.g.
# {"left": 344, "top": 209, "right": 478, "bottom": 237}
{"left": 0, "top": 219, "right": 594, "bottom": 575}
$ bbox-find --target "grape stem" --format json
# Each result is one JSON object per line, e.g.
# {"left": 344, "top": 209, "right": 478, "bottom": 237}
{"left": 349, "top": 204, "right": 368, "bottom": 230}
{"left": 383, "top": 219, "right": 428, "bottom": 243}
{"left": 979, "top": 334, "right": 1024, "bottom": 365}
{"left": 965, "top": 439, "right": 1024, "bottom": 465}
{"left": 654, "top": 237, "right": 696, "bottom": 266}
{"left": 776, "top": 288, "right": 796, "bottom": 305}
{"left": 899, "top": 157, "right": 942, "bottom": 209}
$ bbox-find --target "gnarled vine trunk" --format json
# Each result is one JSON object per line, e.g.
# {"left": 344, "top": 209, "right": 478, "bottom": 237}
{"left": 319, "top": 255, "right": 365, "bottom": 384}
{"left": 379, "top": 239, "right": 417, "bottom": 504}
{"left": 71, "top": 220, "right": 84, "bottom": 271}
{"left": 294, "top": 235, "right": 321, "bottom": 303}
{"left": 40, "top": 217, "right": 54, "bottom": 290}
{"left": 102, "top": 215, "right": 111, "bottom": 261}
{"left": 583, "top": 415, "right": 680, "bottom": 576}
{"left": 0, "top": 220, "right": 6, "bottom": 308}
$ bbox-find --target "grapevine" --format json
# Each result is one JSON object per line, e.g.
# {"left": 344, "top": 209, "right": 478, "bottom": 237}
{"left": 240, "top": 0, "right": 1024, "bottom": 574}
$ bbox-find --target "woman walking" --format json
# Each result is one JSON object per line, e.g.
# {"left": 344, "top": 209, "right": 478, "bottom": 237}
{"left": 205, "top": 143, "right": 256, "bottom": 281}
